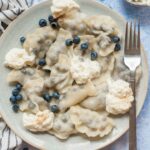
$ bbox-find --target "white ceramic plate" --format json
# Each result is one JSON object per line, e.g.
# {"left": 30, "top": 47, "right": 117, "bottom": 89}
{"left": 126, "top": 0, "right": 150, "bottom": 7}
{"left": 0, "top": 0, "right": 148, "bottom": 150}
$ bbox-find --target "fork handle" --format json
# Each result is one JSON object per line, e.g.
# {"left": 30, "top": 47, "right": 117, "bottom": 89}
{"left": 129, "top": 71, "right": 137, "bottom": 150}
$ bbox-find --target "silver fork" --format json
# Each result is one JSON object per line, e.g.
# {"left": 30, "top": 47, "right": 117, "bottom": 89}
{"left": 124, "top": 21, "right": 141, "bottom": 150}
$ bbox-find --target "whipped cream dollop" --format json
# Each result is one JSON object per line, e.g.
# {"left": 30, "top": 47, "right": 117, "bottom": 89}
{"left": 106, "top": 79, "right": 134, "bottom": 115}
{"left": 4, "top": 48, "right": 35, "bottom": 69}
{"left": 51, "top": 0, "right": 80, "bottom": 18}
{"left": 70, "top": 55, "right": 101, "bottom": 84}
{"left": 23, "top": 110, "right": 54, "bottom": 132}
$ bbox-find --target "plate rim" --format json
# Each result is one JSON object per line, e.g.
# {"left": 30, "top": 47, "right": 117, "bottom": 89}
{"left": 0, "top": 0, "right": 149, "bottom": 149}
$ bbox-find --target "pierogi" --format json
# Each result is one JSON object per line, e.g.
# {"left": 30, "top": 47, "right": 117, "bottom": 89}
{"left": 4, "top": 0, "right": 142, "bottom": 140}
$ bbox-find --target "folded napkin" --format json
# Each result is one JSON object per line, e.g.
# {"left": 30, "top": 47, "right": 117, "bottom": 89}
{"left": 0, "top": 1, "right": 42, "bottom": 149}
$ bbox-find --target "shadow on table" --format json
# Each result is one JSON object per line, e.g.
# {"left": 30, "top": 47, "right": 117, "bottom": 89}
{"left": 122, "top": 0, "right": 150, "bottom": 26}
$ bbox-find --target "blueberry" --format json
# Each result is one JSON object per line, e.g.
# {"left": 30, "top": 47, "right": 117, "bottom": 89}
{"left": 39, "top": 19, "right": 47, "bottom": 27}
{"left": 20, "top": 37, "right": 26, "bottom": 44}
{"left": 50, "top": 105, "right": 59, "bottom": 113}
{"left": 12, "top": 89, "right": 19, "bottom": 96}
{"left": 65, "top": 39, "right": 73, "bottom": 46}
{"left": 114, "top": 43, "right": 121, "bottom": 51}
{"left": 91, "top": 51, "right": 98, "bottom": 60}
{"left": 16, "top": 83, "right": 22, "bottom": 91}
{"left": 52, "top": 92, "right": 60, "bottom": 99}
{"left": 16, "top": 94, "right": 23, "bottom": 101}
{"left": 48, "top": 15, "right": 56, "bottom": 23}
{"left": 50, "top": 22, "right": 59, "bottom": 29}
{"left": 73, "top": 36, "right": 80, "bottom": 44}
{"left": 81, "top": 43, "right": 88, "bottom": 51}
{"left": 111, "top": 36, "right": 120, "bottom": 43}
{"left": 38, "top": 58, "right": 46, "bottom": 66}
{"left": 10, "top": 96, "right": 17, "bottom": 104}
{"left": 12, "top": 104, "right": 19, "bottom": 112}
{"left": 43, "top": 93, "right": 52, "bottom": 102}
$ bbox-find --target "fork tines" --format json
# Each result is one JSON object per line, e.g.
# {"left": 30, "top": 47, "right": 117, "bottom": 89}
{"left": 125, "top": 20, "right": 141, "bottom": 55}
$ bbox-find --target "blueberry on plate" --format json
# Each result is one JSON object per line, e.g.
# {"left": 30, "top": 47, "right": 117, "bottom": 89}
{"left": 12, "top": 89, "right": 19, "bottom": 96}
{"left": 12, "top": 104, "right": 19, "bottom": 112}
{"left": 50, "top": 105, "right": 59, "bottom": 113}
{"left": 73, "top": 36, "right": 80, "bottom": 44}
{"left": 43, "top": 93, "right": 52, "bottom": 102}
{"left": 39, "top": 19, "right": 47, "bottom": 27}
{"left": 81, "top": 42, "right": 89, "bottom": 51}
{"left": 65, "top": 39, "right": 73, "bottom": 46}
{"left": 38, "top": 58, "right": 46, "bottom": 66}
{"left": 16, "top": 83, "right": 22, "bottom": 91}
{"left": 50, "top": 22, "right": 59, "bottom": 29}
{"left": 10, "top": 96, "right": 17, "bottom": 104}
{"left": 16, "top": 94, "right": 23, "bottom": 101}
{"left": 91, "top": 51, "right": 98, "bottom": 60}
{"left": 114, "top": 43, "right": 121, "bottom": 51}
{"left": 52, "top": 92, "right": 60, "bottom": 99}
{"left": 48, "top": 15, "right": 56, "bottom": 23}
{"left": 111, "top": 36, "right": 120, "bottom": 43}
{"left": 20, "top": 36, "right": 26, "bottom": 44}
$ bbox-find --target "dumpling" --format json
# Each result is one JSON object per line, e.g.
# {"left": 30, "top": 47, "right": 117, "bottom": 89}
{"left": 49, "top": 111, "right": 76, "bottom": 139}
{"left": 69, "top": 106, "right": 114, "bottom": 138}
{"left": 73, "top": 35, "right": 98, "bottom": 56}
{"left": 45, "top": 54, "right": 73, "bottom": 93}
{"left": 23, "top": 26, "right": 57, "bottom": 65}
{"left": 23, "top": 26, "right": 57, "bottom": 53}
{"left": 59, "top": 80, "right": 97, "bottom": 111}
{"left": 96, "top": 33, "right": 116, "bottom": 56}
{"left": 46, "top": 28, "right": 73, "bottom": 66}
{"left": 106, "top": 79, "right": 134, "bottom": 115}
{"left": 7, "top": 70, "right": 24, "bottom": 84}
{"left": 97, "top": 53, "right": 115, "bottom": 74}
{"left": 23, "top": 77, "right": 44, "bottom": 95}
{"left": 58, "top": 10, "right": 87, "bottom": 35}
{"left": 81, "top": 82, "right": 108, "bottom": 111}
{"left": 51, "top": 0, "right": 80, "bottom": 18}
{"left": 23, "top": 110, "right": 54, "bottom": 132}
{"left": 84, "top": 15, "right": 121, "bottom": 36}
{"left": 70, "top": 55, "right": 101, "bottom": 84}
{"left": 4, "top": 48, "right": 35, "bottom": 69}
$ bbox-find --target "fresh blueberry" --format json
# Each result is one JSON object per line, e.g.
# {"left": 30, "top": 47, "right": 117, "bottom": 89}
{"left": 12, "top": 104, "right": 19, "bottom": 112}
{"left": 20, "top": 37, "right": 26, "bottom": 44}
{"left": 81, "top": 42, "right": 89, "bottom": 51}
{"left": 43, "top": 93, "right": 52, "bottom": 102}
{"left": 39, "top": 19, "right": 47, "bottom": 27}
{"left": 48, "top": 15, "right": 56, "bottom": 23}
{"left": 12, "top": 89, "right": 19, "bottom": 96}
{"left": 52, "top": 92, "right": 60, "bottom": 99}
{"left": 114, "top": 43, "right": 121, "bottom": 51}
{"left": 73, "top": 36, "right": 80, "bottom": 44}
{"left": 65, "top": 39, "right": 73, "bottom": 46}
{"left": 111, "top": 36, "right": 120, "bottom": 43}
{"left": 10, "top": 96, "right": 17, "bottom": 104}
{"left": 38, "top": 58, "right": 46, "bottom": 66}
{"left": 50, "top": 105, "right": 59, "bottom": 113}
{"left": 16, "top": 83, "right": 22, "bottom": 91}
{"left": 16, "top": 94, "right": 23, "bottom": 101}
{"left": 91, "top": 51, "right": 98, "bottom": 60}
{"left": 50, "top": 22, "right": 59, "bottom": 29}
